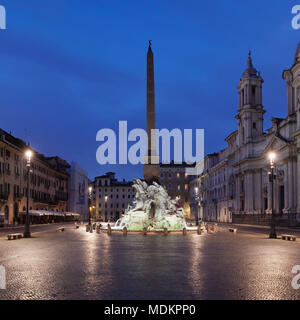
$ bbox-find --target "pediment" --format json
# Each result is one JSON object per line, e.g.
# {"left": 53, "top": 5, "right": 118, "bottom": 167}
{"left": 263, "top": 133, "right": 287, "bottom": 155}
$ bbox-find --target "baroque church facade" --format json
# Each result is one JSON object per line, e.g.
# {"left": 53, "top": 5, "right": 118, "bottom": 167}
{"left": 190, "top": 42, "right": 300, "bottom": 227}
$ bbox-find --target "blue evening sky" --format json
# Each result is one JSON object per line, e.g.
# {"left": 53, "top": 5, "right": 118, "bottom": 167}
{"left": 0, "top": 0, "right": 299, "bottom": 180}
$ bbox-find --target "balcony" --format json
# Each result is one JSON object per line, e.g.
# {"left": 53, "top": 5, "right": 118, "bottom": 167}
{"left": 55, "top": 193, "right": 68, "bottom": 202}
{"left": 33, "top": 197, "right": 51, "bottom": 204}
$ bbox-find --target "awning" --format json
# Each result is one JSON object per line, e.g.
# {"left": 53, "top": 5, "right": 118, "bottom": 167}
{"left": 19, "top": 210, "right": 66, "bottom": 217}
{"left": 64, "top": 212, "right": 81, "bottom": 217}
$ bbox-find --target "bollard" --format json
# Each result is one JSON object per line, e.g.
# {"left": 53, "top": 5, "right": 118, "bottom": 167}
{"left": 123, "top": 227, "right": 127, "bottom": 236}
{"left": 107, "top": 224, "right": 112, "bottom": 235}
{"left": 89, "top": 224, "right": 93, "bottom": 233}
{"left": 163, "top": 228, "right": 168, "bottom": 236}
{"left": 86, "top": 225, "right": 89, "bottom": 232}
{"left": 183, "top": 227, "right": 187, "bottom": 235}
{"left": 197, "top": 225, "right": 202, "bottom": 235}
{"left": 143, "top": 227, "right": 147, "bottom": 236}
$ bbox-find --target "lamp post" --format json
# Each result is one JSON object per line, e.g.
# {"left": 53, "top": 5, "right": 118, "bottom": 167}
{"left": 88, "top": 186, "right": 92, "bottom": 226}
{"left": 23, "top": 150, "right": 32, "bottom": 238}
{"left": 268, "top": 152, "right": 277, "bottom": 239}
{"left": 194, "top": 187, "right": 199, "bottom": 225}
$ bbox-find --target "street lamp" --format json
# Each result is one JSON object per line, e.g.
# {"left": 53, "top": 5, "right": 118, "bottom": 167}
{"left": 268, "top": 152, "right": 277, "bottom": 239}
{"left": 88, "top": 186, "right": 92, "bottom": 226}
{"left": 194, "top": 187, "right": 199, "bottom": 225}
{"left": 23, "top": 150, "right": 32, "bottom": 238}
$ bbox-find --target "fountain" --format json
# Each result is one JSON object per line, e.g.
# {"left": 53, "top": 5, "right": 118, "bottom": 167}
{"left": 102, "top": 179, "right": 201, "bottom": 234}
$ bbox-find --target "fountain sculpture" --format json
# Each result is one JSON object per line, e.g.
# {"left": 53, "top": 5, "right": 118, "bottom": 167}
{"left": 111, "top": 179, "right": 197, "bottom": 232}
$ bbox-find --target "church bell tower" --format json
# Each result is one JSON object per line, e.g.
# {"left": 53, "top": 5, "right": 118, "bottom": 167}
{"left": 236, "top": 51, "right": 265, "bottom": 146}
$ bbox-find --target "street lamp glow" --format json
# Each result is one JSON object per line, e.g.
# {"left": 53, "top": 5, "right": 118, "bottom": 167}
{"left": 25, "top": 150, "right": 32, "bottom": 161}
{"left": 194, "top": 187, "right": 199, "bottom": 194}
{"left": 88, "top": 186, "right": 92, "bottom": 193}
{"left": 269, "top": 152, "right": 276, "bottom": 162}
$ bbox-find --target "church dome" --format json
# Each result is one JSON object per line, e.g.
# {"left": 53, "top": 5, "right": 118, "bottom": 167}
{"left": 295, "top": 42, "right": 300, "bottom": 63}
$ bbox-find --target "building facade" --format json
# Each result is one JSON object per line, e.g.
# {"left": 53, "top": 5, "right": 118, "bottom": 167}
{"left": 0, "top": 129, "right": 69, "bottom": 225}
{"left": 191, "top": 42, "right": 300, "bottom": 227}
{"left": 159, "top": 161, "right": 195, "bottom": 219}
{"left": 67, "top": 162, "right": 89, "bottom": 220}
{"left": 91, "top": 172, "right": 136, "bottom": 222}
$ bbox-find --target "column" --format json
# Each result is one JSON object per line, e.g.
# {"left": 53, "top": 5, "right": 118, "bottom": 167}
{"left": 284, "top": 162, "right": 289, "bottom": 211}
{"left": 288, "top": 160, "right": 294, "bottom": 211}
{"left": 244, "top": 171, "right": 254, "bottom": 214}
{"left": 255, "top": 169, "right": 263, "bottom": 213}
{"left": 236, "top": 174, "right": 240, "bottom": 213}
{"left": 297, "top": 152, "right": 300, "bottom": 214}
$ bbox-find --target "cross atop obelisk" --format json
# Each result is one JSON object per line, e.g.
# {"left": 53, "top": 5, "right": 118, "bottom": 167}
{"left": 144, "top": 41, "right": 160, "bottom": 183}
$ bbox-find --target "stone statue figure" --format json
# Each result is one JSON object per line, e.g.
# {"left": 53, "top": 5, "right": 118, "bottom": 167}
{"left": 114, "top": 179, "right": 188, "bottom": 231}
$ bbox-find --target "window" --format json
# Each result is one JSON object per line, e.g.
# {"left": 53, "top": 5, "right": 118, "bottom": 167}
{"left": 264, "top": 198, "right": 268, "bottom": 211}
{"left": 253, "top": 122, "right": 257, "bottom": 129}
{"left": 251, "top": 85, "right": 256, "bottom": 104}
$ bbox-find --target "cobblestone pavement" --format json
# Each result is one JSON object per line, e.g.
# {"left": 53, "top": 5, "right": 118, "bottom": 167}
{"left": 0, "top": 226, "right": 300, "bottom": 300}
{"left": 0, "top": 222, "right": 75, "bottom": 238}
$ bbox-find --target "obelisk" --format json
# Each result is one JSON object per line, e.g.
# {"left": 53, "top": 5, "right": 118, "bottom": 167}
{"left": 144, "top": 41, "right": 160, "bottom": 183}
